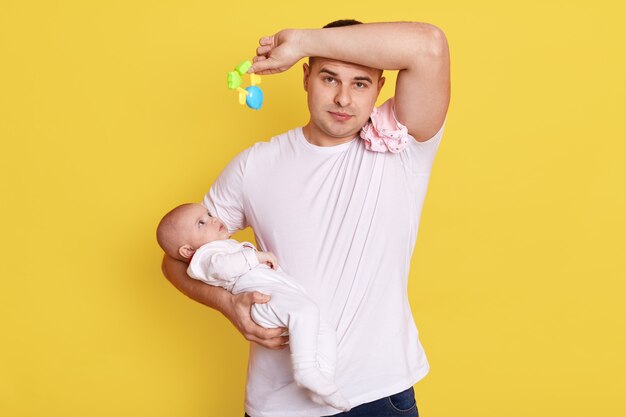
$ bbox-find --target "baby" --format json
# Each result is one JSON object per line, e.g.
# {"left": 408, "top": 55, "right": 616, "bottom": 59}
{"left": 157, "top": 203, "right": 350, "bottom": 412}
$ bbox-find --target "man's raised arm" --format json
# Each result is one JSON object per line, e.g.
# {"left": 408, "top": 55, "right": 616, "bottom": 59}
{"left": 161, "top": 254, "right": 287, "bottom": 349}
{"left": 250, "top": 21, "right": 450, "bottom": 141}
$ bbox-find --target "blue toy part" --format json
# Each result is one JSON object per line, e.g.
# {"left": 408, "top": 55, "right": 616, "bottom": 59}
{"left": 228, "top": 60, "right": 265, "bottom": 110}
{"left": 245, "top": 85, "right": 264, "bottom": 110}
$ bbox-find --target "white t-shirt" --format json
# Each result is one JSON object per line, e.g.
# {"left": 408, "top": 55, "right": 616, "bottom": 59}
{"left": 204, "top": 104, "right": 445, "bottom": 417}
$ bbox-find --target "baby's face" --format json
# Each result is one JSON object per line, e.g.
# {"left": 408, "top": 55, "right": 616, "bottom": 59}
{"left": 175, "top": 204, "right": 230, "bottom": 248}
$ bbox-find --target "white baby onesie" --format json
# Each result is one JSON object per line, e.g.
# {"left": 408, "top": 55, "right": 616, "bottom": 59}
{"left": 186, "top": 239, "right": 349, "bottom": 411}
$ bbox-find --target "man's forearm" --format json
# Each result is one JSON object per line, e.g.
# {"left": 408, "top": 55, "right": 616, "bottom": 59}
{"left": 251, "top": 21, "right": 450, "bottom": 139}
{"left": 162, "top": 253, "right": 288, "bottom": 349}
{"left": 161, "top": 254, "right": 232, "bottom": 313}
{"left": 297, "top": 22, "right": 446, "bottom": 71}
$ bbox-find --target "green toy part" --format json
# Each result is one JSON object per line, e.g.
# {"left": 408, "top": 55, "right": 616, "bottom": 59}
{"left": 235, "top": 60, "right": 252, "bottom": 75}
{"left": 227, "top": 71, "right": 242, "bottom": 90}
{"left": 227, "top": 60, "right": 264, "bottom": 110}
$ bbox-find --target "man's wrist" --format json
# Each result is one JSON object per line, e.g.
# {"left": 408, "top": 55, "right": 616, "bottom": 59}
{"left": 216, "top": 289, "right": 235, "bottom": 317}
{"left": 290, "top": 28, "right": 314, "bottom": 59}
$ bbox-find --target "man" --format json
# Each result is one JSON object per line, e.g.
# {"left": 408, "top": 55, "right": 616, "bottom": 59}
{"left": 162, "top": 20, "right": 450, "bottom": 417}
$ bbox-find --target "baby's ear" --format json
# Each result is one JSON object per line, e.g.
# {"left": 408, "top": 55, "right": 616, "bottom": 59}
{"left": 179, "top": 245, "right": 195, "bottom": 260}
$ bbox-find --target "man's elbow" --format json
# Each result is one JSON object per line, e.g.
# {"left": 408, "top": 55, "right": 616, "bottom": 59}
{"left": 409, "top": 23, "right": 448, "bottom": 58}
{"left": 429, "top": 25, "right": 448, "bottom": 57}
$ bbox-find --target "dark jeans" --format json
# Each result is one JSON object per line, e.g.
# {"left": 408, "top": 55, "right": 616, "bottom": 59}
{"left": 245, "top": 386, "right": 418, "bottom": 417}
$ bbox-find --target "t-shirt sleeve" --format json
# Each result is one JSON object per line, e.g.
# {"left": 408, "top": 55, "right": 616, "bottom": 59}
{"left": 403, "top": 116, "right": 446, "bottom": 176}
{"left": 202, "top": 147, "right": 252, "bottom": 234}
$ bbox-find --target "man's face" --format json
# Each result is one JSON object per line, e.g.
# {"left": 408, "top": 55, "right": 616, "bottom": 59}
{"left": 176, "top": 204, "right": 230, "bottom": 249}
{"left": 303, "top": 58, "right": 385, "bottom": 143}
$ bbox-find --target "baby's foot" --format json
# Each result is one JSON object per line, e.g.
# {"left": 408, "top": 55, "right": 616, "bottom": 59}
{"left": 293, "top": 367, "right": 337, "bottom": 396}
{"left": 293, "top": 368, "right": 350, "bottom": 411}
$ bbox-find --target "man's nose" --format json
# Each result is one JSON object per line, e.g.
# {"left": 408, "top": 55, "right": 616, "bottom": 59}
{"left": 334, "top": 85, "right": 351, "bottom": 107}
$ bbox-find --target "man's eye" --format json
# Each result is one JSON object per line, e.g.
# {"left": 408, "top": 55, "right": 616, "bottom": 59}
{"left": 199, "top": 220, "right": 205, "bottom": 225}
{"left": 355, "top": 82, "right": 366, "bottom": 88}
{"left": 324, "top": 77, "right": 335, "bottom": 83}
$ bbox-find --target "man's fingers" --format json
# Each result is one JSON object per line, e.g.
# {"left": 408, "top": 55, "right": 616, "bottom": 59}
{"left": 262, "top": 326, "right": 287, "bottom": 338}
{"left": 249, "top": 59, "right": 269, "bottom": 74}
{"left": 249, "top": 60, "right": 285, "bottom": 75}
{"left": 253, "top": 69, "right": 281, "bottom": 76}
{"left": 249, "top": 326, "right": 285, "bottom": 339}
{"left": 258, "top": 36, "right": 273, "bottom": 46}
{"left": 250, "top": 335, "right": 289, "bottom": 350}
{"left": 256, "top": 45, "right": 272, "bottom": 56}
{"left": 266, "top": 336, "right": 289, "bottom": 350}
{"left": 249, "top": 57, "right": 269, "bottom": 73}
{"left": 251, "top": 329, "right": 289, "bottom": 350}
{"left": 244, "top": 323, "right": 289, "bottom": 349}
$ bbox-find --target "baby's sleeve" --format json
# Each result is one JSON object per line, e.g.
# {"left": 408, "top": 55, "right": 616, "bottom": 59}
{"left": 187, "top": 242, "right": 259, "bottom": 287}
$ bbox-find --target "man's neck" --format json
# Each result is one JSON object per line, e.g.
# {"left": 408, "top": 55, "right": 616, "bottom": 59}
{"left": 302, "top": 123, "right": 357, "bottom": 147}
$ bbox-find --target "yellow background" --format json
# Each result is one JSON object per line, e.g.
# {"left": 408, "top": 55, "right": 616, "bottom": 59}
{"left": 1, "top": 0, "right": 624, "bottom": 416}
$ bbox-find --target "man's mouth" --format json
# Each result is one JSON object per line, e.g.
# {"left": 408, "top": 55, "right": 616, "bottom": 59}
{"left": 329, "top": 111, "right": 353, "bottom": 121}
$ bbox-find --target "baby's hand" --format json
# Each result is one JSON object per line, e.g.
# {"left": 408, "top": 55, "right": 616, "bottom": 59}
{"left": 256, "top": 251, "right": 279, "bottom": 270}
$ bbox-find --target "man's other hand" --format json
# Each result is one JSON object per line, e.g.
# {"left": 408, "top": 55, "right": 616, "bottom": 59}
{"left": 224, "top": 291, "right": 288, "bottom": 350}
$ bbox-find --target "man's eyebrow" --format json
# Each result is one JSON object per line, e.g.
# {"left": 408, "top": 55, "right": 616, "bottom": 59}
{"left": 319, "top": 68, "right": 338, "bottom": 76}
{"left": 319, "top": 68, "right": 372, "bottom": 84}
{"left": 354, "top": 75, "right": 373, "bottom": 83}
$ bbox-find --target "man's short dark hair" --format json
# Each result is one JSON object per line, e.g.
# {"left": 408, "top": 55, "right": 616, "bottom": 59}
{"left": 323, "top": 19, "right": 362, "bottom": 28}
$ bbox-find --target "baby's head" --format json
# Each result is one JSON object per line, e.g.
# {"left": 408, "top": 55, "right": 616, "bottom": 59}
{"left": 157, "top": 203, "right": 230, "bottom": 261}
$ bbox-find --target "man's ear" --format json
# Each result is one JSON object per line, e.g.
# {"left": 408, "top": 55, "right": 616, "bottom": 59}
{"left": 179, "top": 245, "right": 195, "bottom": 260}
{"left": 303, "top": 62, "right": 310, "bottom": 91}
{"left": 377, "top": 76, "right": 386, "bottom": 93}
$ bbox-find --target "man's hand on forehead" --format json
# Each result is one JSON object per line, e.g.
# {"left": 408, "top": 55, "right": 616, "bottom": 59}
{"left": 250, "top": 29, "right": 304, "bottom": 75}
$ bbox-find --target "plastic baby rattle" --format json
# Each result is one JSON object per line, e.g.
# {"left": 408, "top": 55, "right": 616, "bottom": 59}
{"left": 227, "top": 60, "right": 264, "bottom": 110}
